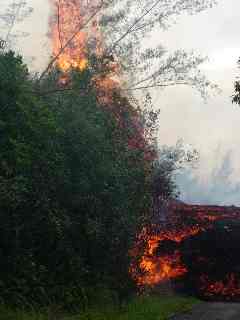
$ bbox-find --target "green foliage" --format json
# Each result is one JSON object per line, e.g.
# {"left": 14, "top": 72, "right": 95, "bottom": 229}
{"left": 0, "top": 51, "right": 153, "bottom": 307}
{"left": 233, "top": 78, "right": 240, "bottom": 105}
{"left": 0, "top": 51, "right": 68, "bottom": 306}
{"left": 0, "top": 295, "right": 198, "bottom": 320}
{"left": 232, "top": 58, "right": 240, "bottom": 105}
{"left": 40, "top": 67, "right": 152, "bottom": 299}
{"left": 0, "top": 48, "right": 189, "bottom": 310}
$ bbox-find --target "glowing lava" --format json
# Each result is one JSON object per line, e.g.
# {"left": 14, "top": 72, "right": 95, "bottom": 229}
{"left": 131, "top": 225, "right": 202, "bottom": 287}
{"left": 200, "top": 274, "right": 240, "bottom": 299}
{"left": 131, "top": 202, "right": 240, "bottom": 296}
{"left": 137, "top": 251, "right": 187, "bottom": 286}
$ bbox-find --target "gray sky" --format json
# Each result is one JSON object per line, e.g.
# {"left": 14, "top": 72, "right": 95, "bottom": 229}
{"left": 2, "top": 0, "right": 240, "bottom": 205}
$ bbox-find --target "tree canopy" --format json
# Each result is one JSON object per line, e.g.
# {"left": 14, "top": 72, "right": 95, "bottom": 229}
{"left": 0, "top": 50, "right": 158, "bottom": 307}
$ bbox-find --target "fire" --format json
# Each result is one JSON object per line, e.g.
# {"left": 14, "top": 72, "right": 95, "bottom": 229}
{"left": 137, "top": 251, "right": 187, "bottom": 286}
{"left": 131, "top": 226, "right": 202, "bottom": 287}
{"left": 50, "top": 0, "right": 102, "bottom": 72}
{"left": 131, "top": 201, "right": 240, "bottom": 297}
{"left": 49, "top": 0, "right": 123, "bottom": 105}
{"left": 200, "top": 274, "right": 240, "bottom": 298}
{"left": 48, "top": 1, "right": 240, "bottom": 300}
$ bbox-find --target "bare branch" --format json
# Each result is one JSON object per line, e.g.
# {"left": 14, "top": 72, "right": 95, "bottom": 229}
{"left": 32, "top": 81, "right": 189, "bottom": 97}
{"left": 0, "top": 39, "right": 6, "bottom": 49}
{"left": 5, "top": 1, "right": 24, "bottom": 44}
{"left": 57, "top": 0, "right": 63, "bottom": 49}
{"left": 125, "top": 82, "right": 189, "bottom": 91}
{"left": 108, "top": 0, "right": 162, "bottom": 53}
{"left": 38, "top": 0, "right": 104, "bottom": 82}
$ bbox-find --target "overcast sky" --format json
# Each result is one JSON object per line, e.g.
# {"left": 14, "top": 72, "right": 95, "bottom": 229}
{"left": 2, "top": 0, "right": 240, "bottom": 205}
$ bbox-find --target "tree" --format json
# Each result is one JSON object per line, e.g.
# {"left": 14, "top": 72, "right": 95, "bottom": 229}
{"left": 0, "top": 51, "right": 154, "bottom": 307}
{"left": 151, "top": 141, "right": 198, "bottom": 222}
{"left": 0, "top": 1, "right": 32, "bottom": 50}
{"left": 0, "top": 0, "right": 217, "bottom": 308}
{"left": 0, "top": 51, "right": 68, "bottom": 306}
{"left": 40, "top": 0, "right": 217, "bottom": 98}
{"left": 41, "top": 66, "right": 154, "bottom": 302}
{"left": 102, "top": 0, "right": 217, "bottom": 95}
{"left": 233, "top": 59, "right": 240, "bottom": 105}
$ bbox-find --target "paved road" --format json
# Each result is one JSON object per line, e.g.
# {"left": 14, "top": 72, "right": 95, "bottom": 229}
{"left": 170, "top": 302, "right": 240, "bottom": 320}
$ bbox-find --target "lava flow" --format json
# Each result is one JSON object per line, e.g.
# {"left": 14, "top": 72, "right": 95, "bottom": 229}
{"left": 200, "top": 274, "right": 240, "bottom": 299}
{"left": 131, "top": 201, "right": 240, "bottom": 300}
{"left": 131, "top": 224, "right": 202, "bottom": 287}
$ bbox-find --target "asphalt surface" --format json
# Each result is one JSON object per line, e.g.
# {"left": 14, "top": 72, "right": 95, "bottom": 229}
{"left": 170, "top": 302, "right": 240, "bottom": 320}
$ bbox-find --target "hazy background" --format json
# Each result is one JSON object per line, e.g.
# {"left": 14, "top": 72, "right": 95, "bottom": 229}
{"left": 2, "top": 0, "right": 240, "bottom": 205}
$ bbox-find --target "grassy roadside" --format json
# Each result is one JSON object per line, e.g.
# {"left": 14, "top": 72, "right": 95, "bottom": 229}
{"left": 0, "top": 295, "right": 199, "bottom": 320}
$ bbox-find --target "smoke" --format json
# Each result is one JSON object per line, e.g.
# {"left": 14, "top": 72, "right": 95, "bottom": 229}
{"left": 176, "top": 149, "right": 240, "bottom": 206}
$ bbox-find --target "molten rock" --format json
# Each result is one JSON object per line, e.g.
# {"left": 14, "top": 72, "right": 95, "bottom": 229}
{"left": 132, "top": 201, "right": 240, "bottom": 301}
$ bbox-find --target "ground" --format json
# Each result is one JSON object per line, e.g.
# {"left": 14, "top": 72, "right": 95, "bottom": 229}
{"left": 170, "top": 302, "right": 240, "bottom": 320}
{"left": 0, "top": 295, "right": 198, "bottom": 320}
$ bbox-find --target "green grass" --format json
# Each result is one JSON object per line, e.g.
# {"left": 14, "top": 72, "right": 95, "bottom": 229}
{"left": 66, "top": 295, "right": 198, "bottom": 320}
{"left": 0, "top": 305, "right": 45, "bottom": 320}
{"left": 0, "top": 295, "right": 198, "bottom": 320}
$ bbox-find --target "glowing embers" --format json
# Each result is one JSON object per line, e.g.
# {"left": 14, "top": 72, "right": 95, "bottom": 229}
{"left": 200, "top": 274, "right": 240, "bottom": 299}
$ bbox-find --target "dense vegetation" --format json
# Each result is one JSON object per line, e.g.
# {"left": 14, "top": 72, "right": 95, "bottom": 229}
{"left": 0, "top": 50, "right": 173, "bottom": 310}
{"left": 233, "top": 59, "right": 240, "bottom": 105}
{"left": 0, "top": 295, "right": 199, "bottom": 320}
{"left": 0, "top": 1, "right": 216, "bottom": 316}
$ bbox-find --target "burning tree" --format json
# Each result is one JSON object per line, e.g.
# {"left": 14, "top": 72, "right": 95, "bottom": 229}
{"left": 37, "top": 0, "right": 219, "bottom": 302}
{"left": 39, "top": 0, "right": 218, "bottom": 97}
{"left": 0, "top": 0, "right": 223, "bottom": 309}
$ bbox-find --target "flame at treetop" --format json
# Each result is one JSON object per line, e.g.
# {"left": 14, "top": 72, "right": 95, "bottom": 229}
{"left": 49, "top": 0, "right": 156, "bottom": 160}
{"left": 49, "top": 0, "right": 103, "bottom": 72}
{"left": 49, "top": 0, "right": 124, "bottom": 103}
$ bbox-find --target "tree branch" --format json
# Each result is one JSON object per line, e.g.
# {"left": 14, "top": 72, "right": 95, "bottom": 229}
{"left": 38, "top": 0, "right": 104, "bottom": 82}
{"left": 5, "top": 1, "right": 24, "bottom": 44}
{"left": 32, "top": 81, "right": 189, "bottom": 97}
{"left": 57, "top": 0, "right": 63, "bottom": 49}
{"left": 108, "top": 0, "right": 162, "bottom": 53}
{"left": 129, "top": 63, "right": 178, "bottom": 89}
{"left": 125, "top": 82, "right": 189, "bottom": 91}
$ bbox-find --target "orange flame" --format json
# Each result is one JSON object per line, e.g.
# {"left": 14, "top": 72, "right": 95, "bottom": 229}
{"left": 49, "top": 0, "right": 102, "bottom": 72}
{"left": 131, "top": 226, "right": 201, "bottom": 287}
{"left": 49, "top": 0, "right": 123, "bottom": 104}
{"left": 137, "top": 251, "right": 187, "bottom": 286}
{"left": 131, "top": 203, "right": 240, "bottom": 289}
